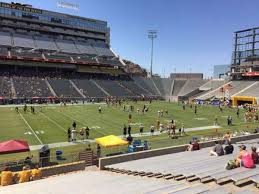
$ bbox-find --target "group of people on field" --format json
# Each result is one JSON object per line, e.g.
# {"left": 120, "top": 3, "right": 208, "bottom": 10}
{"left": 67, "top": 121, "right": 90, "bottom": 142}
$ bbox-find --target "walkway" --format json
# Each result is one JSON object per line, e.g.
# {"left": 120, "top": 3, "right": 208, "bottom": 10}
{"left": 29, "top": 125, "right": 220, "bottom": 150}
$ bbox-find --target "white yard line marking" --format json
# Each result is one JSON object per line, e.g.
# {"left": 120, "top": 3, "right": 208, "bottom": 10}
{"left": 40, "top": 112, "right": 67, "bottom": 133}
{"left": 19, "top": 112, "right": 43, "bottom": 144}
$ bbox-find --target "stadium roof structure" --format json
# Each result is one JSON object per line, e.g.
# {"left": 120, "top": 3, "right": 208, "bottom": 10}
{"left": 0, "top": 140, "right": 30, "bottom": 154}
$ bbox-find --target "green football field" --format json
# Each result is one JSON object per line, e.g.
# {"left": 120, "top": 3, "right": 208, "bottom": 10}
{"left": 0, "top": 101, "right": 257, "bottom": 148}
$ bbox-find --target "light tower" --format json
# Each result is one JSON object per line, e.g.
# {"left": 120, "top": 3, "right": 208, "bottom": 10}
{"left": 148, "top": 30, "right": 157, "bottom": 77}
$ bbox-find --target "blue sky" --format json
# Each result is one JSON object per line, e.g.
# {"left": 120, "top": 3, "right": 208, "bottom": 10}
{"left": 2, "top": 0, "right": 259, "bottom": 77}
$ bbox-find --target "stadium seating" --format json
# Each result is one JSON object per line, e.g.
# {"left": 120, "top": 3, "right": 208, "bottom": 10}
{"left": 11, "top": 50, "right": 43, "bottom": 59}
{"left": 238, "top": 82, "right": 259, "bottom": 97}
{"left": 197, "top": 81, "right": 256, "bottom": 100}
{"left": 0, "top": 48, "right": 9, "bottom": 56}
{"left": 94, "top": 46, "right": 115, "bottom": 57}
{"left": 44, "top": 53, "right": 72, "bottom": 62}
{"left": 55, "top": 39, "right": 79, "bottom": 54}
{"left": 0, "top": 75, "right": 12, "bottom": 97}
{"left": 132, "top": 77, "right": 158, "bottom": 95}
{"left": 94, "top": 79, "right": 134, "bottom": 97}
{"left": 73, "top": 54, "right": 97, "bottom": 63}
{"left": 106, "top": 139, "right": 259, "bottom": 193}
{"left": 34, "top": 36, "right": 58, "bottom": 51}
{"left": 12, "top": 76, "right": 52, "bottom": 98}
{"left": 0, "top": 170, "right": 223, "bottom": 194}
{"left": 12, "top": 34, "right": 35, "bottom": 48}
{"left": 120, "top": 80, "right": 150, "bottom": 96}
{"left": 98, "top": 57, "right": 123, "bottom": 66}
{"left": 47, "top": 79, "right": 82, "bottom": 98}
{"left": 178, "top": 79, "right": 208, "bottom": 97}
{"left": 75, "top": 41, "right": 98, "bottom": 55}
{"left": 72, "top": 79, "right": 107, "bottom": 97}
{"left": 0, "top": 31, "right": 12, "bottom": 47}
{"left": 172, "top": 80, "right": 186, "bottom": 96}
{"left": 199, "top": 79, "right": 226, "bottom": 91}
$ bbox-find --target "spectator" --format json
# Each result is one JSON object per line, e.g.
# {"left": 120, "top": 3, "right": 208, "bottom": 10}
{"left": 96, "top": 144, "right": 101, "bottom": 158}
{"left": 186, "top": 140, "right": 200, "bottom": 151}
{"left": 31, "top": 165, "right": 42, "bottom": 181}
{"left": 210, "top": 141, "right": 224, "bottom": 156}
{"left": 224, "top": 141, "right": 234, "bottom": 155}
{"left": 17, "top": 166, "right": 31, "bottom": 183}
{"left": 223, "top": 132, "right": 231, "bottom": 144}
{"left": 192, "top": 140, "right": 200, "bottom": 151}
{"left": 0, "top": 167, "right": 13, "bottom": 186}
{"left": 251, "top": 146, "right": 259, "bottom": 164}
{"left": 254, "top": 127, "right": 259, "bottom": 133}
{"left": 236, "top": 145, "right": 255, "bottom": 168}
{"left": 126, "top": 135, "right": 133, "bottom": 144}
{"left": 186, "top": 141, "right": 193, "bottom": 151}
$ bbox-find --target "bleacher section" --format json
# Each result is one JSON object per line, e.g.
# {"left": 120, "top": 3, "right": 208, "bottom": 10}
{"left": 34, "top": 36, "right": 58, "bottom": 51}
{"left": 72, "top": 79, "right": 107, "bottom": 97}
{"left": 12, "top": 34, "right": 35, "bottom": 48}
{"left": 238, "top": 82, "right": 259, "bottom": 98}
{"left": 12, "top": 76, "right": 52, "bottom": 98}
{"left": 172, "top": 80, "right": 186, "bottom": 96}
{"left": 199, "top": 80, "right": 226, "bottom": 91}
{"left": 178, "top": 79, "right": 208, "bottom": 97}
{"left": 75, "top": 41, "right": 98, "bottom": 55}
{"left": 120, "top": 80, "right": 150, "bottom": 96}
{"left": 0, "top": 75, "right": 12, "bottom": 97}
{"left": 0, "top": 32, "right": 12, "bottom": 46}
{"left": 47, "top": 79, "right": 82, "bottom": 98}
{"left": 196, "top": 81, "right": 256, "bottom": 100}
{"left": 0, "top": 170, "right": 223, "bottom": 194}
{"left": 132, "top": 77, "right": 158, "bottom": 95}
{"left": 55, "top": 39, "right": 79, "bottom": 54}
{"left": 106, "top": 139, "right": 259, "bottom": 193}
{"left": 95, "top": 80, "right": 134, "bottom": 97}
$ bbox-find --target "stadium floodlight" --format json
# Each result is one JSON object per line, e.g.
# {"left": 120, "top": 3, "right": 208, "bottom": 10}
{"left": 148, "top": 30, "right": 157, "bottom": 77}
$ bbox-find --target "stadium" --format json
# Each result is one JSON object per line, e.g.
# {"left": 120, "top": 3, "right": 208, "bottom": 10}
{"left": 0, "top": 1, "right": 259, "bottom": 194}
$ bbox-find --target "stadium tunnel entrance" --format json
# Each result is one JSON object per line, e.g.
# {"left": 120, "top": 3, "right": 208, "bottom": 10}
{"left": 232, "top": 96, "right": 257, "bottom": 106}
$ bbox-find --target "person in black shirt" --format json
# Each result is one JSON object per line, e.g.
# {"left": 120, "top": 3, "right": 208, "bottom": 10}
{"left": 128, "top": 125, "right": 131, "bottom": 136}
{"left": 224, "top": 141, "right": 234, "bottom": 154}
{"left": 72, "top": 121, "right": 77, "bottom": 129}
{"left": 123, "top": 124, "right": 127, "bottom": 137}
{"left": 67, "top": 128, "right": 71, "bottom": 142}
{"left": 85, "top": 127, "right": 90, "bottom": 139}
{"left": 126, "top": 135, "right": 133, "bottom": 144}
{"left": 236, "top": 108, "right": 240, "bottom": 118}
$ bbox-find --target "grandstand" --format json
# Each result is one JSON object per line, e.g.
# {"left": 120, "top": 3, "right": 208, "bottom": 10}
{"left": 0, "top": 1, "right": 259, "bottom": 103}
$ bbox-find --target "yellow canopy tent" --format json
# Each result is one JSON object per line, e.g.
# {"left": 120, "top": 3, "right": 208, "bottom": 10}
{"left": 95, "top": 135, "right": 128, "bottom": 148}
{"left": 232, "top": 96, "right": 257, "bottom": 106}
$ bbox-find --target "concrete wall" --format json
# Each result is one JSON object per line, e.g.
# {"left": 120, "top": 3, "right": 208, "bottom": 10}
{"left": 99, "top": 133, "right": 259, "bottom": 170}
{"left": 41, "top": 161, "right": 85, "bottom": 177}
